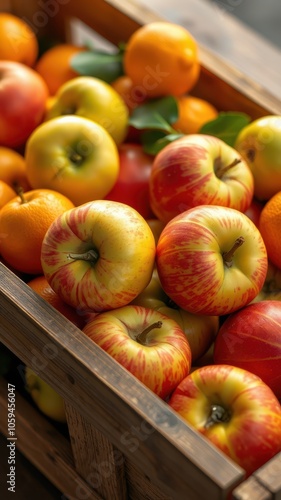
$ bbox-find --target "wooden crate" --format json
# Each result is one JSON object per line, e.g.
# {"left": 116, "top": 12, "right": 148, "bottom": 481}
{"left": 0, "top": 1, "right": 281, "bottom": 499}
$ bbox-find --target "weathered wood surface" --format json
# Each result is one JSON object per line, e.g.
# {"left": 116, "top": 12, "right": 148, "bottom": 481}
{"left": 0, "top": 377, "right": 100, "bottom": 499}
{"left": 0, "top": 263, "right": 245, "bottom": 499}
{"left": 0, "top": 1, "right": 280, "bottom": 499}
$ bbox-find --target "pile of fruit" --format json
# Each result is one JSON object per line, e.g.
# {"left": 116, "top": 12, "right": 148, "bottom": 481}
{"left": 0, "top": 12, "right": 280, "bottom": 479}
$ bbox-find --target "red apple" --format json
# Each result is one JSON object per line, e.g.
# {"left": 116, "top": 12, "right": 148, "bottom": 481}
{"left": 169, "top": 364, "right": 281, "bottom": 476}
{"left": 83, "top": 305, "right": 192, "bottom": 400}
{"left": 0, "top": 61, "right": 49, "bottom": 148}
{"left": 243, "top": 197, "right": 264, "bottom": 228}
{"left": 131, "top": 268, "right": 219, "bottom": 362}
{"left": 156, "top": 205, "right": 268, "bottom": 316}
{"left": 149, "top": 134, "right": 254, "bottom": 223}
{"left": 105, "top": 143, "right": 155, "bottom": 219}
{"left": 213, "top": 300, "right": 281, "bottom": 399}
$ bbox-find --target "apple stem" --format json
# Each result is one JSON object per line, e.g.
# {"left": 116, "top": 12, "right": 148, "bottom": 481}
{"left": 69, "top": 151, "right": 84, "bottom": 165}
{"left": 216, "top": 157, "right": 241, "bottom": 178}
{"left": 205, "top": 404, "right": 231, "bottom": 428}
{"left": 222, "top": 236, "right": 245, "bottom": 268}
{"left": 136, "top": 321, "right": 162, "bottom": 345}
{"left": 16, "top": 186, "right": 27, "bottom": 204}
{"left": 68, "top": 249, "right": 99, "bottom": 263}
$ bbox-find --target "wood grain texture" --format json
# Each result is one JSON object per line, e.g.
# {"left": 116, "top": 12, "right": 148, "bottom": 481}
{"left": 0, "top": 1, "right": 281, "bottom": 498}
{"left": 65, "top": 401, "right": 128, "bottom": 499}
{"left": 232, "top": 475, "right": 272, "bottom": 500}
{"left": 254, "top": 454, "right": 281, "bottom": 500}
{"left": 0, "top": 377, "right": 100, "bottom": 500}
{"left": 0, "top": 263, "right": 244, "bottom": 499}
{"left": 0, "top": 432, "right": 62, "bottom": 500}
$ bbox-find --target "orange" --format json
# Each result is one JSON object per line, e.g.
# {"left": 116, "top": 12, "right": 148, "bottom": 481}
{"left": 0, "top": 146, "right": 31, "bottom": 192}
{"left": 259, "top": 191, "right": 281, "bottom": 270}
{"left": 0, "top": 13, "right": 38, "bottom": 67}
{"left": 0, "top": 188, "right": 74, "bottom": 275}
{"left": 123, "top": 22, "right": 200, "bottom": 99}
{"left": 0, "top": 180, "right": 17, "bottom": 209}
{"left": 35, "top": 43, "right": 86, "bottom": 95}
{"left": 27, "top": 275, "right": 85, "bottom": 329}
{"left": 111, "top": 74, "right": 148, "bottom": 113}
{"left": 173, "top": 95, "right": 219, "bottom": 134}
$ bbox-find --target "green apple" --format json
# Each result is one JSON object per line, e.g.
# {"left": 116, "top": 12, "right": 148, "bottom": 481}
{"left": 25, "top": 366, "right": 66, "bottom": 423}
{"left": 235, "top": 115, "right": 281, "bottom": 200}
{"left": 45, "top": 76, "right": 129, "bottom": 145}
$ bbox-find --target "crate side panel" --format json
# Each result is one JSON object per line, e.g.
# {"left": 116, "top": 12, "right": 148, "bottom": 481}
{"left": 0, "top": 263, "right": 245, "bottom": 500}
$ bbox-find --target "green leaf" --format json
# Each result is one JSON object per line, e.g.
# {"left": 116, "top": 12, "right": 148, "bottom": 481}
{"left": 199, "top": 112, "right": 251, "bottom": 146}
{"left": 70, "top": 50, "right": 124, "bottom": 83}
{"left": 129, "top": 96, "right": 179, "bottom": 133}
{"left": 141, "top": 130, "right": 183, "bottom": 155}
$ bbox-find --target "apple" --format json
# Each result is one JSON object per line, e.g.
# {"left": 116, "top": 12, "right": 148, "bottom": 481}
{"left": 0, "top": 61, "right": 49, "bottom": 148}
{"left": 105, "top": 143, "right": 155, "bottom": 219}
{"left": 25, "top": 366, "right": 66, "bottom": 423}
{"left": 168, "top": 364, "right": 281, "bottom": 477}
{"left": 251, "top": 259, "right": 281, "bottom": 302}
{"left": 83, "top": 304, "right": 192, "bottom": 400}
{"left": 41, "top": 200, "right": 156, "bottom": 313}
{"left": 234, "top": 115, "right": 281, "bottom": 200}
{"left": 131, "top": 268, "right": 219, "bottom": 362}
{"left": 243, "top": 197, "right": 264, "bottom": 228}
{"left": 156, "top": 205, "right": 268, "bottom": 316}
{"left": 45, "top": 76, "right": 129, "bottom": 146}
{"left": 213, "top": 300, "right": 281, "bottom": 399}
{"left": 149, "top": 134, "right": 254, "bottom": 223}
{"left": 25, "top": 115, "right": 120, "bottom": 206}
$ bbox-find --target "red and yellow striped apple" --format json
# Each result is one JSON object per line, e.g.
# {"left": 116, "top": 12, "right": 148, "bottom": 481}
{"left": 213, "top": 300, "right": 281, "bottom": 399}
{"left": 156, "top": 205, "right": 268, "bottom": 316}
{"left": 41, "top": 200, "right": 156, "bottom": 314}
{"left": 149, "top": 134, "right": 254, "bottom": 223}
{"left": 83, "top": 305, "right": 192, "bottom": 400}
{"left": 169, "top": 364, "right": 281, "bottom": 476}
{"left": 131, "top": 268, "right": 219, "bottom": 362}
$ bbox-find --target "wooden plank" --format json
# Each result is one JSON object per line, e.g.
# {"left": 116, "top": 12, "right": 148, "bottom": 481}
{"left": 0, "top": 262, "right": 245, "bottom": 500}
{"left": 0, "top": 431, "right": 62, "bottom": 500}
{"left": 254, "top": 454, "right": 281, "bottom": 500}
{"left": 0, "top": 376, "right": 100, "bottom": 500}
{"left": 125, "top": 459, "right": 172, "bottom": 499}
{"left": 232, "top": 476, "right": 272, "bottom": 500}
{"left": 65, "top": 401, "right": 128, "bottom": 499}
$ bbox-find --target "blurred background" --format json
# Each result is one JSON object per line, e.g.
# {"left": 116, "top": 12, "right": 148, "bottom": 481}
{"left": 137, "top": 0, "right": 281, "bottom": 98}
{"left": 211, "top": 0, "right": 280, "bottom": 48}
